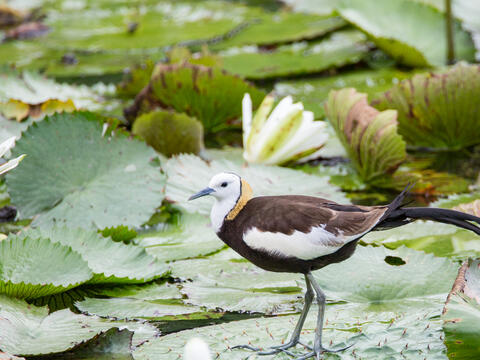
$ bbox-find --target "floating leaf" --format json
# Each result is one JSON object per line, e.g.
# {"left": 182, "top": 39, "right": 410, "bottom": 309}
{"left": 137, "top": 212, "right": 225, "bottom": 263}
{"left": 443, "top": 260, "right": 480, "bottom": 359}
{"left": 19, "top": 227, "right": 167, "bottom": 284}
{"left": 169, "top": 249, "right": 302, "bottom": 314}
{"left": 117, "top": 60, "right": 156, "bottom": 99}
{"left": 213, "top": 13, "right": 346, "bottom": 48}
{"left": 132, "top": 110, "right": 204, "bottom": 157}
{"left": 325, "top": 88, "right": 406, "bottom": 184}
{"left": 6, "top": 112, "right": 165, "bottom": 229}
{"left": 221, "top": 30, "right": 368, "bottom": 79}
{"left": 374, "top": 63, "right": 480, "bottom": 150}
{"left": 311, "top": 246, "right": 458, "bottom": 302}
{"left": 275, "top": 68, "right": 414, "bottom": 119}
{"left": 133, "top": 301, "right": 447, "bottom": 360}
{"left": 0, "top": 235, "right": 92, "bottom": 299}
{"left": 0, "top": 71, "right": 110, "bottom": 121}
{"left": 164, "top": 150, "right": 349, "bottom": 216}
{"left": 337, "top": 0, "right": 475, "bottom": 67}
{"left": 0, "top": 295, "right": 158, "bottom": 357}
{"left": 125, "top": 64, "right": 265, "bottom": 133}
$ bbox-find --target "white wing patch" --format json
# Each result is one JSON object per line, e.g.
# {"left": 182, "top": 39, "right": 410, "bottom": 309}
{"left": 243, "top": 225, "right": 358, "bottom": 260}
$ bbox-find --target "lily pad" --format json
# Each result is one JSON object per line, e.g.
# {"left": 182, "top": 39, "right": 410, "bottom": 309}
{"left": 0, "top": 235, "right": 92, "bottom": 299}
{"left": 164, "top": 150, "right": 349, "bottom": 216}
{"left": 132, "top": 110, "right": 204, "bottom": 157}
{"left": 274, "top": 68, "right": 414, "bottom": 119}
{"left": 325, "top": 87, "right": 406, "bottom": 185}
{"left": 311, "top": 245, "right": 458, "bottom": 302}
{"left": 221, "top": 30, "right": 369, "bottom": 79}
{"left": 0, "top": 71, "right": 112, "bottom": 121}
{"left": 125, "top": 63, "right": 265, "bottom": 134}
{"left": 373, "top": 63, "right": 480, "bottom": 150}
{"left": 6, "top": 112, "right": 165, "bottom": 229}
{"left": 169, "top": 249, "right": 302, "bottom": 314}
{"left": 337, "top": 0, "right": 475, "bottom": 67}
{"left": 213, "top": 13, "right": 346, "bottom": 49}
{"left": 133, "top": 301, "right": 447, "bottom": 360}
{"left": 19, "top": 227, "right": 168, "bottom": 284}
{"left": 0, "top": 294, "right": 158, "bottom": 357}
{"left": 443, "top": 260, "right": 480, "bottom": 359}
{"left": 137, "top": 212, "right": 225, "bottom": 263}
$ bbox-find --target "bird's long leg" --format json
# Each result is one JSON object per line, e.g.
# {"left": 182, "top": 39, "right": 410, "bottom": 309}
{"left": 256, "top": 274, "right": 314, "bottom": 355}
{"left": 293, "top": 273, "right": 352, "bottom": 360}
{"left": 232, "top": 274, "right": 314, "bottom": 355}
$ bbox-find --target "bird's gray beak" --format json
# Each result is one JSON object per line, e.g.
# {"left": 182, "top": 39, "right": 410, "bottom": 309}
{"left": 188, "top": 187, "right": 215, "bottom": 200}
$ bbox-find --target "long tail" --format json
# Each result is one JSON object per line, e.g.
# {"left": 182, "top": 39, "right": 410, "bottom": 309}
{"left": 375, "top": 188, "right": 480, "bottom": 235}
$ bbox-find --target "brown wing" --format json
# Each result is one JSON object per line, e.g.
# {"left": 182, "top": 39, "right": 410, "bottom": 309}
{"left": 236, "top": 195, "right": 388, "bottom": 237}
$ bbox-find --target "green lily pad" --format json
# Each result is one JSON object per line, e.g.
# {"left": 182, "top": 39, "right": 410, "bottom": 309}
{"left": 337, "top": 0, "right": 475, "bottom": 67}
{"left": 132, "top": 110, "right": 204, "bottom": 157}
{"left": 0, "top": 235, "right": 92, "bottom": 299}
{"left": 133, "top": 300, "right": 447, "bottom": 359}
{"left": 125, "top": 63, "right": 265, "bottom": 134}
{"left": 443, "top": 260, "right": 480, "bottom": 359}
{"left": 0, "top": 294, "right": 158, "bottom": 357}
{"left": 0, "top": 0, "right": 250, "bottom": 78}
{"left": 137, "top": 212, "right": 225, "bottom": 263}
{"left": 75, "top": 281, "right": 211, "bottom": 321}
{"left": 325, "top": 87, "right": 406, "bottom": 185}
{"left": 6, "top": 112, "right": 165, "bottom": 229}
{"left": 170, "top": 249, "right": 302, "bottom": 314}
{"left": 373, "top": 63, "right": 480, "bottom": 150}
{"left": 164, "top": 150, "right": 349, "bottom": 216}
{"left": 278, "top": 0, "right": 340, "bottom": 15}
{"left": 19, "top": 227, "right": 168, "bottom": 284}
{"left": 275, "top": 68, "right": 414, "bottom": 119}
{"left": 213, "top": 13, "right": 346, "bottom": 49}
{"left": 312, "top": 246, "right": 458, "bottom": 302}
{"left": 221, "top": 30, "right": 369, "bottom": 79}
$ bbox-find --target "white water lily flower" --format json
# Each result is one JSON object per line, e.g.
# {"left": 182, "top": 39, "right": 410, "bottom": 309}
{"left": 242, "top": 93, "right": 328, "bottom": 165}
{"left": 184, "top": 337, "right": 211, "bottom": 360}
{"left": 0, "top": 137, "right": 25, "bottom": 175}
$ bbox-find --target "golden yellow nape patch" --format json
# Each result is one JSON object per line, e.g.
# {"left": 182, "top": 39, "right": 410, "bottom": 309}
{"left": 226, "top": 179, "right": 253, "bottom": 220}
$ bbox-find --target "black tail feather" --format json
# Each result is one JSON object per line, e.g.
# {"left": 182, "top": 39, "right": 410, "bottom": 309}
{"left": 379, "top": 205, "right": 480, "bottom": 235}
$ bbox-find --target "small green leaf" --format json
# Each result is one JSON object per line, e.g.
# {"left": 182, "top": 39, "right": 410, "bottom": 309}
{"left": 133, "top": 110, "right": 204, "bottom": 157}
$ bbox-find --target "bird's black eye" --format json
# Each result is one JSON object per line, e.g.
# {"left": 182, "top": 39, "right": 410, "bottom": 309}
{"left": 221, "top": 182, "right": 228, "bottom": 188}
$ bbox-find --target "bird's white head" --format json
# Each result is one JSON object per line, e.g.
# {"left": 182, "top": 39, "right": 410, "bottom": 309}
{"left": 189, "top": 172, "right": 253, "bottom": 232}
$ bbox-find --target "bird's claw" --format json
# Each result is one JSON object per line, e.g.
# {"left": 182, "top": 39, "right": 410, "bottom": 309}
{"left": 293, "top": 343, "right": 353, "bottom": 359}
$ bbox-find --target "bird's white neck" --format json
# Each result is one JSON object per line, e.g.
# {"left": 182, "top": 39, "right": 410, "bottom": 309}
{"left": 211, "top": 197, "right": 238, "bottom": 233}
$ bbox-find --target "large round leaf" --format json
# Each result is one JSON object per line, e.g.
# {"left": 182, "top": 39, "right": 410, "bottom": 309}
{"left": 0, "top": 295, "right": 158, "bottom": 357}
{"left": 337, "top": 0, "right": 475, "bottom": 67}
{"left": 164, "top": 149, "right": 349, "bottom": 215}
{"left": 0, "top": 235, "right": 92, "bottom": 299}
{"left": 19, "top": 227, "right": 168, "bottom": 284}
{"left": 133, "top": 300, "right": 447, "bottom": 360}
{"left": 6, "top": 112, "right": 165, "bottom": 229}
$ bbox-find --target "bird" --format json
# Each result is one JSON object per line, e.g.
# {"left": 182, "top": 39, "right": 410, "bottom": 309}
{"left": 189, "top": 172, "right": 480, "bottom": 359}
